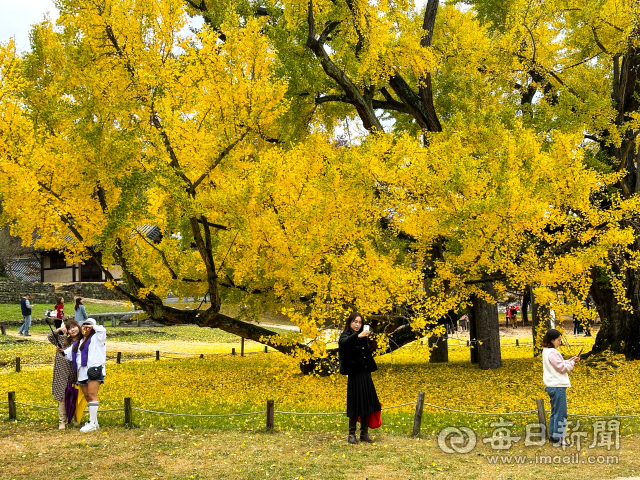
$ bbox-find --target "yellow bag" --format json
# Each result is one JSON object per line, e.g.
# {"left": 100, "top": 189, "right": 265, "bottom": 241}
{"left": 75, "top": 385, "right": 87, "bottom": 423}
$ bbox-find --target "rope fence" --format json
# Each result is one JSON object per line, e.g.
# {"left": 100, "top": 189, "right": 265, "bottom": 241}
{"left": 422, "top": 403, "right": 536, "bottom": 415}
{"left": 2, "top": 344, "right": 275, "bottom": 371}
{"left": 132, "top": 408, "right": 265, "bottom": 418}
{"left": 4, "top": 390, "right": 638, "bottom": 437}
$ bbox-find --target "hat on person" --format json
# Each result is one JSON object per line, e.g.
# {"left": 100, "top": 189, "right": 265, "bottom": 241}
{"left": 79, "top": 318, "right": 96, "bottom": 327}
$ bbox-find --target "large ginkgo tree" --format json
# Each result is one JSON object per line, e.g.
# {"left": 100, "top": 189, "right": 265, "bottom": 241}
{"left": 0, "top": 0, "right": 638, "bottom": 373}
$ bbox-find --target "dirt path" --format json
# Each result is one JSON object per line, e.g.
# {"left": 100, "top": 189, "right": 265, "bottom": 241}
{"left": 5, "top": 319, "right": 300, "bottom": 354}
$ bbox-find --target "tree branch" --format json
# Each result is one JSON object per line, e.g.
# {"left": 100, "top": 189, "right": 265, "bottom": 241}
{"left": 417, "top": 0, "right": 442, "bottom": 133}
{"left": 305, "top": 0, "right": 383, "bottom": 132}
{"left": 190, "top": 131, "right": 248, "bottom": 195}
{"left": 315, "top": 94, "right": 409, "bottom": 113}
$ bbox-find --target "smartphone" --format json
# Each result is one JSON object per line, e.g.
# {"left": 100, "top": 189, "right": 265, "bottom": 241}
{"left": 363, "top": 325, "right": 370, "bottom": 332}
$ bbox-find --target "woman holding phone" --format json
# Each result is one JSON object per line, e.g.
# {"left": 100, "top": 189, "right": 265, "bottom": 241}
{"left": 47, "top": 319, "right": 82, "bottom": 429}
{"left": 541, "top": 329, "right": 580, "bottom": 445}
{"left": 339, "top": 312, "right": 380, "bottom": 444}
{"left": 60, "top": 318, "right": 107, "bottom": 432}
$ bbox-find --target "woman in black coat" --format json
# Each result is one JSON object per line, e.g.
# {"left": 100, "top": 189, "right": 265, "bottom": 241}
{"left": 339, "top": 312, "right": 380, "bottom": 444}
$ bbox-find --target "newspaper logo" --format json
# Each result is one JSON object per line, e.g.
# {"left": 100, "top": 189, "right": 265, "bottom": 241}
{"left": 437, "top": 427, "right": 477, "bottom": 454}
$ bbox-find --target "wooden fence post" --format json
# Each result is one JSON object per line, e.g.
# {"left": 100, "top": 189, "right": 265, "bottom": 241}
{"left": 117, "top": 352, "right": 122, "bottom": 364}
{"left": 412, "top": 392, "right": 425, "bottom": 437}
{"left": 516, "top": 339, "right": 519, "bottom": 347}
{"left": 536, "top": 398, "right": 547, "bottom": 437}
{"left": 241, "top": 337, "right": 245, "bottom": 357}
{"left": 124, "top": 397, "right": 132, "bottom": 427}
{"left": 8, "top": 391, "right": 16, "bottom": 420}
{"left": 232, "top": 348, "right": 236, "bottom": 355}
{"left": 156, "top": 351, "right": 160, "bottom": 361}
{"left": 266, "top": 400, "right": 274, "bottom": 430}
{"left": 15, "top": 357, "right": 20, "bottom": 373}
{"left": 264, "top": 346, "right": 268, "bottom": 353}
{"left": 1, "top": 325, "right": 6, "bottom": 335}
{"left": 200, "top": 354, "right": 204, "bottom": 359}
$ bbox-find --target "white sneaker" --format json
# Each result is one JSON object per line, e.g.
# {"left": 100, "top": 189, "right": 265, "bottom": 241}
{"left": 79, "top": 421, "right": 99, "bottom": 432}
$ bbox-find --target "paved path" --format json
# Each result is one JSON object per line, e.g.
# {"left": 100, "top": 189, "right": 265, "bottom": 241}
{"left": 4, "top": 322, "right": 299, "bottom": 354}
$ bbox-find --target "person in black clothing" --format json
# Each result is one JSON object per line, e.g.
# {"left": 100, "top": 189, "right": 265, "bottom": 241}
{"left": 339, "top": 312, "right": 380, "bottom": 445}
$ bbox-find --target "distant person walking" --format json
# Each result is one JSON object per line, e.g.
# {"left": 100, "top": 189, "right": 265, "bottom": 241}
{"left": 74, "top": 298, "right": 88, "bottom": 323}
{"left": 542, "top": 329, "right": 580, "bottom": 445}
{"left": 339, "top": 312, "right": 380, "bottom": 445}
{"left": 18, "top": 293, "right": 34, "bottom": 336}
{"left": 54, "top": 297, "right": 65, "bottom": 329}
{"left": 505, "top": 307, "right": 511, "bottom": 328}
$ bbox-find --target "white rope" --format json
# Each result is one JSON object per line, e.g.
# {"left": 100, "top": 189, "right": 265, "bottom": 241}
{"left": 14, "top": 402, "right": 123, "bottom": 413}
{"left": 423, "top": 403, "right": 537, "bottom": 415}
{"left": 275, "top": 401, "right": 418, "bottom": 416}
{"left": 131, "top": 407, "right": 265, "bottom": 418}
{"left": 382, "top": 402, "right": 416, "bottom": 410}
{"left": 14, "top": 402, "right": 58, "bottom": 410}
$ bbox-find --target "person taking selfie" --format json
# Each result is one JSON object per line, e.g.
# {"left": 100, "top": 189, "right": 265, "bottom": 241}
{"left": 60, "top": 319, "right": 107, "bottom": 432}
{"left": 339, "top": 312, "right": 381, "bottom": 445}
{"left": 48, "top": 320, "right": 82, "bottom": 429}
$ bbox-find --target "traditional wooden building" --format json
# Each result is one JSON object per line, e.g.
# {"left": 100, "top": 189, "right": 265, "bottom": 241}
{"left": 8, "top": 225, "right": 161, "bottom": 283}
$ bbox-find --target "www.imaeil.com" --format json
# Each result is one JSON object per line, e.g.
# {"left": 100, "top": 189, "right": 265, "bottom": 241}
{"left": 485, "top": 453, "right": 619, "bottom": 465}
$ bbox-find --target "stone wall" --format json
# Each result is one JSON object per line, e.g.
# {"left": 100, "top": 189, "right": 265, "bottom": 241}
{"left": 0, "top": 311, "right": 157, "bottom": 327}
{"left": 0, "top": 280, "right": 73, "bottom": 305}
{"left": 59, "top": 282, "right": 129, "bottom": 301}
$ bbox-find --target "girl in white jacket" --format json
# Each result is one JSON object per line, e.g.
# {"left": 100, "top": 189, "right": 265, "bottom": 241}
{"left": 59, "top": 318, "right": 106, "bottom": 432}
{"left": 541, "top": 329, "right": 580, "bottom": 445}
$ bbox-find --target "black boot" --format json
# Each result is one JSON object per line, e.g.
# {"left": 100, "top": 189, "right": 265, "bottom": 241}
{"left": 348, "top": 417, "right": 358, "bottom": 444}
{"left": 360, "top": 415, "right": 373, "bottom": 443}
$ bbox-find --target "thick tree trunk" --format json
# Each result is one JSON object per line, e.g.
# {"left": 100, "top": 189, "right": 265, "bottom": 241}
{"left": 588, "top": 36, "right": 640, "bottom": 358}
{"left": 428, "top": 318, "right": 448, "bottom": 363}
{"left": 471, "top": 282, "right": 502, "bottom": 369}
{"left": 590, "top": 266, "right": 640, "bottom": 359}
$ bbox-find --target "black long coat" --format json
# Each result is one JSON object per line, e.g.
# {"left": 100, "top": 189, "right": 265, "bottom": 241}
{"left": 338, "top": 329, "right": 378, "bottom": 376}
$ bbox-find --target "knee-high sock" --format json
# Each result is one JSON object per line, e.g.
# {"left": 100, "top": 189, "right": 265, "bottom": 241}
{"left": 88, "top": 401, "right": 99, "bottom": 424}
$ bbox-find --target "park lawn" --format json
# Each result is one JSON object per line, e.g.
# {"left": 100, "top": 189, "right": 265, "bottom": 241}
{"left": 0, "top": 302, "right": 134, "bottom": 322}
{"left": 1, "top": 335, "right": 638, "bottom": 479}
{"left": 2, "top": 336, "right": 640, "bottom": 435}
{"left": 0, "top": 422, "right": 636, "bottom": 480}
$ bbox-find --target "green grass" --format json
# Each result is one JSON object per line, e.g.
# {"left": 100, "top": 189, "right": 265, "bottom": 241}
{"left": 0, "top": 301, "right": 133, "bottom": 321}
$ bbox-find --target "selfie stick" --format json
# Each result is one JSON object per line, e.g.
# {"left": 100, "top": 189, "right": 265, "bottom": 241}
{"left": 45, "top": 318, "right": 62, "bottom": 348}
